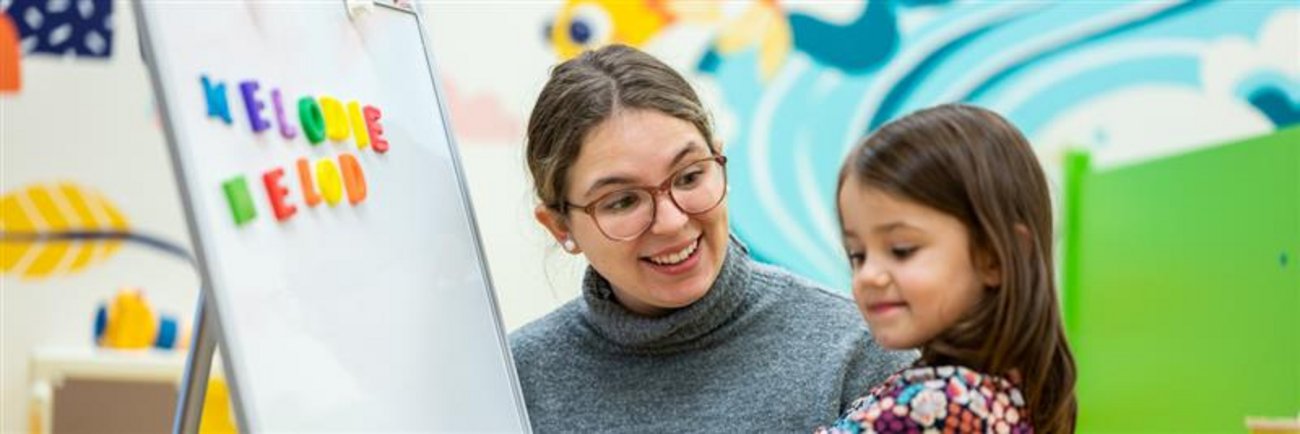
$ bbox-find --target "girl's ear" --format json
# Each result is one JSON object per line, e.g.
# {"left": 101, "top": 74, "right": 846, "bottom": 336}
{"left": 980, "top": 224, "right": 1033, "bottom": 288}
{"left": 977, "top": 247, "right": 1003, "bottom": 289}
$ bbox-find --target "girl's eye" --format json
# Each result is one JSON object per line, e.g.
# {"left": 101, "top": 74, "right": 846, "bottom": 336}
{"left": 891, "top": 246, "right": 917, "bottom": 259}
{"left": 845, "top": 251, "right": 865, "bottom": 268}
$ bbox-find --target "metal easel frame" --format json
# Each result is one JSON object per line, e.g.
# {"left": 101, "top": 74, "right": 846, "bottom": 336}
{"left": 172, "top": 293, "right": 216, "bottom": 434}
{"left": 148, "top": 1, "right": 533, "bottom": 432}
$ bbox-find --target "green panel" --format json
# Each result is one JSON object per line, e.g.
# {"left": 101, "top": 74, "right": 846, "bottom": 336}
{"left": 1067, "top": 127, "right": 1300, "bottom": 433}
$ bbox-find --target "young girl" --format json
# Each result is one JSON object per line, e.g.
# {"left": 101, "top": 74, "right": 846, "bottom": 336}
{"left": 821, "top": 104, "right": 1077, "bottom": 433}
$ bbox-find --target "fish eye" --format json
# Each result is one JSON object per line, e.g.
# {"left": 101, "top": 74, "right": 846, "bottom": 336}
{"left": 568, "top": 4, "right": 612, "bottom": 46}
{"left": 569, "top": 20, "right": 591, "bottom": 44}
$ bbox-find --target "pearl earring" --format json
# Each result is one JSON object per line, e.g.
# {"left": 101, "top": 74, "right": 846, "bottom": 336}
{"left": 562, "top": 238, "right": 577, "bottom": 252}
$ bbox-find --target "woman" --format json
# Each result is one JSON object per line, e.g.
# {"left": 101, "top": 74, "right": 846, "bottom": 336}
{"left": 512, "top": 44, "right": 915, "bottom": 432}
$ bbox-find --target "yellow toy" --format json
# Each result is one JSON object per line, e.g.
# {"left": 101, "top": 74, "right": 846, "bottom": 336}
{"left": 94, "top": 287, "right": 189, "bottom": 350}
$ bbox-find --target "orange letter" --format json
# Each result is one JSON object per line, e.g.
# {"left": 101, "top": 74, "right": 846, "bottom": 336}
{"left": 296, "top": 158, "right": 320, "bottom": 207}
{"left": 339, "top": 154, "right": 367, "bottom": 205}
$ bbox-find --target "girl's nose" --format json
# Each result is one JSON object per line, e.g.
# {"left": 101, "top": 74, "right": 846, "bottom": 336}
{"left": 852, "top": 259, "right": 891, "bottom": 292}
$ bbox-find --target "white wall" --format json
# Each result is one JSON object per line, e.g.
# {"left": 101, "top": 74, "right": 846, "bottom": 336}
{"left": 422, "top": 0, "right": 586, "bottom": 331}
{"left": 0, "top": 2, "right": 581, "bottom": 432}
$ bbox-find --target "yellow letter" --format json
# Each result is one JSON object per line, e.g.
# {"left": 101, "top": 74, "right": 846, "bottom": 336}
{"left": 319, "top": 96, "right": 349, "bottom": 142}
{"left": 348, "top": 101, "right": 370, "bottom": 150}
{"left": 316, "top": 158, "right": 344, "bottom": 206}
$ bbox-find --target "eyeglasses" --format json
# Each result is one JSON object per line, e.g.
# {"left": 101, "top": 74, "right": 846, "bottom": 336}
{"left": 564, "top": 155, "right": 728, "bottom": 241}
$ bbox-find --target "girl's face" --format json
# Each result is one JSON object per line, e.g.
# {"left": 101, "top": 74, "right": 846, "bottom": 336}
{"left": 837, "top": 181, "right": 1000, "bottom": 350}
{"left": 537, "top": 109, "right": 729, "bottom": 316}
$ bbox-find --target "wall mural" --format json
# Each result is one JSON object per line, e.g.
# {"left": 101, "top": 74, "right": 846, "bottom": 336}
{"left": 543, "top": 1, "right": 1299, "bottom": 290}
{"left": 5, "top": 0, "right": 112, "bottom": 58}
{"left": 0, "top": 181, "right": 192, "bottom": 279}
{"left": 1, "top": 182, "right": 130, "bottom": 279}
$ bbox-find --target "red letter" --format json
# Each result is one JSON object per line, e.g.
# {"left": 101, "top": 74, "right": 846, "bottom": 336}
{"left": 262, "top": 168, "right": 297, "bottom": 221}
{"left": 363, "top": 105, "right": 389, "bottom": 154}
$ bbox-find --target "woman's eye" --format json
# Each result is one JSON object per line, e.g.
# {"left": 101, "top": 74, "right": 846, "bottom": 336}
{"left": 599, "top": 192, "right": 641, "bottom": 212}
{"left": 890, "top": 246, "right": 917, "bottom": 259}
{"left": 674, "top": 169, "right": 703, "bottom": 188}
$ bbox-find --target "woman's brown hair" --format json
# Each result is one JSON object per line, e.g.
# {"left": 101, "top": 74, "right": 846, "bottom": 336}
{"left": 525, "top": 44, "right": 715, "bottom": 217}
{"left": 838, "top": 103, "right": 1077, "bottom": 432}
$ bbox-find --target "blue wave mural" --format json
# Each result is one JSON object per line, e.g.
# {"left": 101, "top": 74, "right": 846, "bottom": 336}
{"left": 697, "top": 1, "right": 1298, "bottom": 290}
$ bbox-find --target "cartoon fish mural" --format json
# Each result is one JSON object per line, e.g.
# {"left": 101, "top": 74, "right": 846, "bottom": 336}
{"left": 545, "top": 0, "right": 676, "bottom": 61}
{"left": 545, "top": 0, "right": 927, "bottom": 79}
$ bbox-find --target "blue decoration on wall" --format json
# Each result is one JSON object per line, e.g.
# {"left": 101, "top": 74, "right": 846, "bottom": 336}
{"left": 4, "top": 0, "right": 113, "bottom": 58}
{"left": 697, "top": 2, "right": 1298, "bottom": 291}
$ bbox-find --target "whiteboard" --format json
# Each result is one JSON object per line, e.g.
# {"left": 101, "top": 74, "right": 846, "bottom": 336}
{"left": 134, "top": 1, "right": 530, "bottom": 432}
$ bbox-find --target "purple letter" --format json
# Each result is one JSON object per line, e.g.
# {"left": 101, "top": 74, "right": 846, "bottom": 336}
{"left": 239, "top": 80, "right": 271, "bottom": 133}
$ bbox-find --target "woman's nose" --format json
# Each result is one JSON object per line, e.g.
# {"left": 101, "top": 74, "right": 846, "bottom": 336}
{"left": 646, "top": 192, "right": 689, "bottom": 235}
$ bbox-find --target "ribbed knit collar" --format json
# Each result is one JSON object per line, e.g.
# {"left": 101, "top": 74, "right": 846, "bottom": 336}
{"left": 580, "top": 237, "right": 754, "bottom": 352}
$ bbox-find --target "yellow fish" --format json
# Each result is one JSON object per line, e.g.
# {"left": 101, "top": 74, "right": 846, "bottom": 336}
{"left": 547, "top": 0, "right": 676, "bottom": 60}
{"left": 548, "top": 0, "right": 791, "bottom": 80}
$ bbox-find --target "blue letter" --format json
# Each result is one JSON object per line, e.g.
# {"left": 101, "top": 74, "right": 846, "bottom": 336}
{"left": 201, "top": 75, "right": 231, "bottom": 124}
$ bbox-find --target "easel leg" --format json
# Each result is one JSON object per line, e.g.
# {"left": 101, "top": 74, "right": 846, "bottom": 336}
{"left": 173, "top": 293, "right": 217, "bottom": 434}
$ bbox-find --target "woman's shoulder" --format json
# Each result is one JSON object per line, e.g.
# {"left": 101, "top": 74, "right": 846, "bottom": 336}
{"left": 508, "top": 299, "right": 586, "bottom": 354}
{"left": 748, "top": 259, "right": 855, "bottom": 307}
{"left": 821, "top": 365, "right": 1032, "bottom": 434}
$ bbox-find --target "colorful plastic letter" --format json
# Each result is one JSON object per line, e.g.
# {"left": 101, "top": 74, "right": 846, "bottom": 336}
{"left": 348, "top": 101, "right": 370, "bottom": 150}
{"left": 296, "top": 158, "right": 321, "bottom": 207}
{"left": 316, "top": 159, "right": 344, "bottom": 206}
{"left": 320, "top": 96, "right": 349, "bottom": 142}
{"left": 298, "top": 97, "right": 326, "bottom": 144}
{"left": 338, "top": 154, "right": 367, "bottom": 205}
{"left": 239, "top": 81, "right": 271, "bottom": 133}
{"left": 222, "top": 176, "right": 256, "bottom": 225}
{"left": 271, "top": 89, "right": 298, "bottom": 140}
{"left": 201, "top": 75, "right": 232, "bottom": 124}
{"left": 262, "top": 168, "right": 297, "bottom": 221}
{"left": 363, "top": 105, "right": 389, "bottom": 154}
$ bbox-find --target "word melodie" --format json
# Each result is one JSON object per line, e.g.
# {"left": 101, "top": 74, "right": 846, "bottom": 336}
{"left": 198, "top": 75, "right": 390, "bottom": 226}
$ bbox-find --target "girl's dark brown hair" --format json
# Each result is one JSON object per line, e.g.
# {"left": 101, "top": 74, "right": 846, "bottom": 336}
{"left": 525, "top": 44, "right": 715, "bottom": 217}
{"left": 838, "top": 103, "right": 1077, "bottom": 432}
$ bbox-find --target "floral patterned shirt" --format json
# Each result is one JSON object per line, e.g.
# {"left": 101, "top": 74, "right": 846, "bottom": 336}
{"left": 817, "top": 365, "right": 1032, "bottom": 434}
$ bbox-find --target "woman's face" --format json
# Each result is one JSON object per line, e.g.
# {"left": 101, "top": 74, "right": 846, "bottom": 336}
{"left": 538, "top": 109, "right": 729, "bottom": 316}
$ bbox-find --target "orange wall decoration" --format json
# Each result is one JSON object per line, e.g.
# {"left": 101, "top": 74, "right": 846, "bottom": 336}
{"left": 0, "top": 12, "right": 19, "bottom": 92}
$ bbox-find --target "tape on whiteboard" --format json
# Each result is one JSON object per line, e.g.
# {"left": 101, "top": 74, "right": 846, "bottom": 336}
{"left": 345, "top": 0, "right": 374, "bottom": 19}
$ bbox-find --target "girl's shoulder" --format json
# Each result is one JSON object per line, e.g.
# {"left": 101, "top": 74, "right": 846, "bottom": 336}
{"left": 818, "top": 365, "right": 1032, "bottom": 434}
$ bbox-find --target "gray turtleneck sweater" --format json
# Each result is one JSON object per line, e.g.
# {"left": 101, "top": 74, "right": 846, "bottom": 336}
{"left": 510, "top": 240, "right": 917, "bottom": 433}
